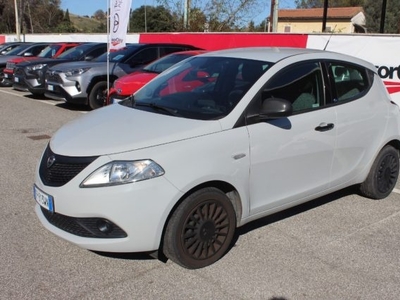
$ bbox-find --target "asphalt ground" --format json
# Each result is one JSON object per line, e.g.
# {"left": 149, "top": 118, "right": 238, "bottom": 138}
{"left": 1, "top": 87, "right": 400, "bottom": 300}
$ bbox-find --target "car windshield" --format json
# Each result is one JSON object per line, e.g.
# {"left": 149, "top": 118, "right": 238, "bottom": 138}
{"left": 38, "top": 45, "right": 62, "bottom": 58}
{"left": 6, "top": 44, "right": 31, "bottom": 56}
{"left": 57, "top": 44, "right": 95, "bottom": 60}
{"left": 94, "top": 45, "right": 140, "bottom": 62}
{"left": 142, "top": 53, "right": 196, "bottom": 74}
{"left": 120, "top": 56, "right": 271, "bottom": 120}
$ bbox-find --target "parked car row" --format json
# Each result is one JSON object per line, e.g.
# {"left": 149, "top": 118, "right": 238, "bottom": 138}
{"left": 0, "top": 41, "right": 202, "bottom": 109}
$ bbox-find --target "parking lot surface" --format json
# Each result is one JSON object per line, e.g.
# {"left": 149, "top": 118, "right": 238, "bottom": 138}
{"left": 1, "top": 88, "right": 400, "bottom": 300}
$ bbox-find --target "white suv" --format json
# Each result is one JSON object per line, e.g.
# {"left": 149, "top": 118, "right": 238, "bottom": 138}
{"left": 34, "top": 47, "right": 400, "bottom": 269}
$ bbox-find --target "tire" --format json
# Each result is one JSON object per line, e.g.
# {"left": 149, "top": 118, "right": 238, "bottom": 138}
{"left": 163, "top": 187, "right": 236, "bottom": 269}
{"left": 88, "top": 81, "right": 108, "bottom": 110}
{"left": 360, "top": 145, "right": 399, "bottom": 199}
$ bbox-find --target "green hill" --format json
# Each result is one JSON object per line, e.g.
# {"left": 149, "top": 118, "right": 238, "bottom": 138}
{"left": 69, "top": 14, "right": 107, "bottom": 33}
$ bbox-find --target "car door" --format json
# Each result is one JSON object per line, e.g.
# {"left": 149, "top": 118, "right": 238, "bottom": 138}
{"left": 326, "top": 61, "right": 388, "bottom": 188}
{"left": 246, "top": 61, "right": 337, "bottom": 215}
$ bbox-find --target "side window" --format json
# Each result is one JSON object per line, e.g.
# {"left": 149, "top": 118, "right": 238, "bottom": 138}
{"left": 31, "top": 45, "right": 48, "bottom": 56}
{"left": 329, "top": 62, "right": 369, "bottom": 102}
{"left": 263, "top": 61, "right": 324, "bottom": 113}
{"left": 126, "top": 48, "right": 159, "bottom": 66}
{"left": 87, "top": 46, "right": 107, "bottom": 59}
{"left": 160, "top": 47, "right": 187, "bottom": 56}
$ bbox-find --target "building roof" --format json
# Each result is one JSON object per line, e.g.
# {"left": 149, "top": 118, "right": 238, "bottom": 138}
{"left": 278, "top": 7, "right": 364, "bottom": 20}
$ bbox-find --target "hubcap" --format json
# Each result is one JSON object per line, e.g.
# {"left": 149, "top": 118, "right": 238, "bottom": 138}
{"left": 182, "top": 201, "right": 231, "bottom": 260}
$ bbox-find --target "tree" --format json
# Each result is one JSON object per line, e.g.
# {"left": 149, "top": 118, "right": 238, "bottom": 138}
{"left": 295, "top": 0, "right": 364, "bottom": 8}
{"left": 55, "top": 9, "right": 77, "bottom": 33}
{"left": 156, "top": 0, "right": 265, "bottom": 32}
{"left": 364, "top": 0, "right": 400, "bottom": 33}
{"left": 93, "top": 9, "right": 106, "bottom": 20}
{"left": 130, "top": 5, "right": 175, "bottom": 32}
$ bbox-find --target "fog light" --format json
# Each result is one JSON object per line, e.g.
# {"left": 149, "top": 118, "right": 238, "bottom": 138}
{"left": 97, "top": 219, "right": 113, "bottom": 234}
{"left": 76, "top": 82, "right": 81, "bottom": 92}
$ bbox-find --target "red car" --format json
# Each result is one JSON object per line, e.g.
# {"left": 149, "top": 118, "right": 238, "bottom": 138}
{"left": 106, "top": 50, "right": 207, "bottom": 105}
{"left": 2, "top": 42, "right": 80, "bottom": 86}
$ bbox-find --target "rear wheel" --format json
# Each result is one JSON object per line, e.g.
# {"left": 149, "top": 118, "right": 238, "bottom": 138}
{"left": 89, "top": 81, "right": 108, "bottom": 109}
{"left": 163, "top": 187, "right": 236, "bottom": 269}
{"left": 360, "top": 145, "right": 399, "bottom": 199}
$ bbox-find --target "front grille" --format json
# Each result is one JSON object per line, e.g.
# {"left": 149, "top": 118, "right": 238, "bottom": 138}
{"left": 14, "top": 67, "right": 24, "bottom": 76}
{"left": 6, "top": 62, "right": 15, "bottom": 69}
{"left": 41, "top": 207, "right": 127, "bottom": 238}
{"left": 39, "top": 144, "right": 98, "bottom": 187}
{"left": 45, "top": 72, "right": 62, "bottom": 83}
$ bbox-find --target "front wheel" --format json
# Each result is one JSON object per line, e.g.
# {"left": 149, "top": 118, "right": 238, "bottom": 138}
{"left": 163, "top": 187, "right": 236, "bottom": 269}
{"left": 88, "top": 81, "right": 108, "bottom": 110}
{"left": 360, "top": 145, "right": 399, "bottom": 199}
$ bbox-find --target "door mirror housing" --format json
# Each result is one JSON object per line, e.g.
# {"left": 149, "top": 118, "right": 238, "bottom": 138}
{"left": 260, "top": 97, "right": 293, "bottom": 119}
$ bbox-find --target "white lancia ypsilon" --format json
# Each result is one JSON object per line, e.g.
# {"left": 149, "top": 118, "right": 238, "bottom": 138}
{"left": 34, "top": 47, "right": 400, "bottom": 269}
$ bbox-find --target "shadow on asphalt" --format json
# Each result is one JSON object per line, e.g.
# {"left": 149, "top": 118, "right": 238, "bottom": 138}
{"left": 234, "top": 185, "right": 360, "bottom": 238}
{"left": 24, "top": 93, "right": 91, "bottom": 111}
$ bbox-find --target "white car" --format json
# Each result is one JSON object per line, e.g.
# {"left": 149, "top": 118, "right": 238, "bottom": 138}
{"left": 34, "top": 47, "right": 400, "bottom": 269}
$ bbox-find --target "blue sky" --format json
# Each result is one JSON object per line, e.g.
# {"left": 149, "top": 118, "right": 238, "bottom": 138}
{"left": 61, "top": 0, "right": 297, "bottom": 25}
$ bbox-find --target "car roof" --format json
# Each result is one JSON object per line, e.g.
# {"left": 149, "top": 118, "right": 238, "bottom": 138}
{"left": 204, "top": 47, "right": 375, "bottom": 71}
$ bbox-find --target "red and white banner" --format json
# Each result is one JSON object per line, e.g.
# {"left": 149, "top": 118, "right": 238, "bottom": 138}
{"left": 109, "top": 0, "right": 132, "bottom": 50}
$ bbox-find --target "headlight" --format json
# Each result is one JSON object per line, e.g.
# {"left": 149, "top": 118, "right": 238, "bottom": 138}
{"left": 80, "top": 160, "right": 165, "bottom": 187}
{"left": 26, "top": 64, "right": 47, "bottom": 71}
{"left": 65, "top": 67, "right": 91, "bottom": 77}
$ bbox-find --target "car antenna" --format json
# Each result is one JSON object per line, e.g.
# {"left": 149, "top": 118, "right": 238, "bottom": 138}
{"left": 323, "top": 25, "right": 337, "bottom": 51}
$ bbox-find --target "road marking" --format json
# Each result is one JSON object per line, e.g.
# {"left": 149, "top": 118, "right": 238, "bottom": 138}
{"left": 0, "top": 88, "right": 87, "bottom": 113}
{"left": 0, "top": 88, "right": 57, "bottom": 106}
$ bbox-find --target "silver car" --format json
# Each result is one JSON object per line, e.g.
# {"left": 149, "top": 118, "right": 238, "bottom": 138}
{"left": 44, "top": 43, "right": 200, "bottom": 109}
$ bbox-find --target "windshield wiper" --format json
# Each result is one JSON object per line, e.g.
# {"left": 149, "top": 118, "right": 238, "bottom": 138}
{"left": 134, "top": 102, "right": 180, "bottom": 116}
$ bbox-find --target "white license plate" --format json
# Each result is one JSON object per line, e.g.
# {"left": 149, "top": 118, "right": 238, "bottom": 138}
{"left": 33, "top": 185, "right": 54, "bottom": 212}
{"left": 14, "top": 77, "right": 19, "bottom": 82}
{"left": 47, "top": 85, "right": 54, "bottom": 91}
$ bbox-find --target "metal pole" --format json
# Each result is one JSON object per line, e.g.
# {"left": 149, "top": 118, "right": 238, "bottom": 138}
{"left": 272, "top": 0, "right": 279, "bottom": 33}
{"left": 144, "top": 2, "right": 147, "bottom": 32}
{"left": 107, "top": 0, "right": 110, "bottom": 99}
{"left": 322, "top": 0, "right": 328, "bottom": 32}
{"left": 380, "top": 0, "right": 387, "bottom": 33}
{"left": 14, "top": 0, "right": 21, "bottom": 41}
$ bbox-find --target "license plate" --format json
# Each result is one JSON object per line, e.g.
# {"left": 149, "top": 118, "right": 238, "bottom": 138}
{"left": 33, "top": 185, "right": 54, "bottom": 212}
{"left": 14, "top": 77, "right": 19, "bottom": 82}
{"left": 47, "top": 84, "right": 54, "bottom": 91}
{"left": 4, "top": 73, "right": 9, "bottom": 78}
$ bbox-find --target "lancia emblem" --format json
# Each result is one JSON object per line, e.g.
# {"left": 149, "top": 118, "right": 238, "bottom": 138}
{"left": 47, "top": 155, "right": 56, "bottom": 168}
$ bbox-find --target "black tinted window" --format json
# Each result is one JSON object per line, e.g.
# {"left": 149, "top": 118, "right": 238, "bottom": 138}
{"left": 263, "top": 61, "right": 324, "bottom": 112}
{"left": 329, "top": 62, "right": 370, "bottom": 102}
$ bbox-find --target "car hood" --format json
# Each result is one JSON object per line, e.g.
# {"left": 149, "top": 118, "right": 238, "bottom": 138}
{"left": 8, "top": 56, "right": 37, "bottom": 64}
{"left": 50, "top": 103, "right": 222, "bottom": 157}
{"left": 114, "top": 72, "right": 158, "bottom": 95}
{"left": 0, "top": 55, "right": 19, "bottom": 64}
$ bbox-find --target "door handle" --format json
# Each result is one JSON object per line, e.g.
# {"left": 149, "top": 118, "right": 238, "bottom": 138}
{"left": 315, "top": 122, "right": 334, "bottom": 132}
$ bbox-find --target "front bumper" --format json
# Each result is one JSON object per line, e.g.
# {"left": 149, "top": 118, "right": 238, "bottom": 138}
{"left": 44, "top": 72, "right": 88, "bottom": 104}
{"left": 34, "top": 154, "right": 182, "bottom": 253}
{"left": 14, "top": 68, "right": 44, "bottom": 93}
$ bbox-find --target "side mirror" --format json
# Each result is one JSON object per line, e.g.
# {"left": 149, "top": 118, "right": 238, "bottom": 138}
{"left": 84, "top": 56, "right": 94, "bottom": 61}
{"left": 23, "top": 52, "right": 34, "bottom": 57}
{"left": 260, "top": 97, "right": 293, "bottom": 119}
